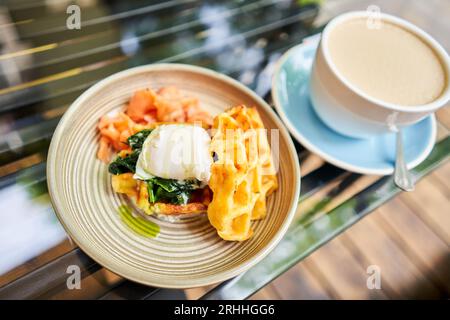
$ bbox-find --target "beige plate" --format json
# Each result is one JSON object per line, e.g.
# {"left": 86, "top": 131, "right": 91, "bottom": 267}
{"left": 47, "top": 64, "right": 300, "bottom": 288}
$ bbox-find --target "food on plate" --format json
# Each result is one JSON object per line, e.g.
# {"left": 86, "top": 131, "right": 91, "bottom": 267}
{"left": 134, "top": 124, "right": 212, "bottom": 183}
{"left": 97, "top": 86, "right": 212, "bottom": 163}
{"left": 97, "top": 86, "right": 277, "bottom": 241}
{"left": 208, "top": 106, "right": 278, "bottom": 241}
{"left": 118, "top": 205, "right": 160, "bottom": 238}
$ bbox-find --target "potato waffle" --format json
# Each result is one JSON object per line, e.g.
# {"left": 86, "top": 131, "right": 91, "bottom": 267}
{"left": 208, "top": 106, "right": 278, "bottom": 241}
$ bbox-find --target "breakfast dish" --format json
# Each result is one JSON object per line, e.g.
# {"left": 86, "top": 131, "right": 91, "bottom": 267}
{"left": 96, "top": 86, "right": 278, "bottom": 241}
{"left": 96, "top": 86, "right": 212, "bottom": 164}
{"left": 97, "top": 87, "right": 213, "bottom": 218}
{"left": 47, "top": 64, "right": 300, "bottom": 288}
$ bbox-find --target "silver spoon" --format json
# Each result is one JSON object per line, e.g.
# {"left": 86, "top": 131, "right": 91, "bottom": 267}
{"left": 394, "top": 129, "right": 415, "bottom": 191}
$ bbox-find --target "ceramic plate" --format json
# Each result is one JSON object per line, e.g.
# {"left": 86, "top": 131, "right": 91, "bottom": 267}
{"left": 272, "top": 40, "right": 436, "bottom": 175}
{"left": 47, "top": 64, "right": 300, "bottom": 288}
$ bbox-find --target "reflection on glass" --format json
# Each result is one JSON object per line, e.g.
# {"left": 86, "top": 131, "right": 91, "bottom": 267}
{"left": 0, "top": 182, "right": 67, "bottom": 275}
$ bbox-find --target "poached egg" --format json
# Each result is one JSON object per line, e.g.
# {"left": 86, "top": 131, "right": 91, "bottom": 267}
{"left": 134, "top": 124, "right": 212, "bottom": 183}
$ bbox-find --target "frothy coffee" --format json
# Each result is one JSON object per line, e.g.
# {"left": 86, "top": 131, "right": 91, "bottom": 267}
{"left": 327, "top": 18, "right": 447, "bottom": 106}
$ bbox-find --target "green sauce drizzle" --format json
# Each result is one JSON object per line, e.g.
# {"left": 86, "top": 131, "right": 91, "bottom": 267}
{"left": 118, "top": 205, "right": 160, "bottom": 238}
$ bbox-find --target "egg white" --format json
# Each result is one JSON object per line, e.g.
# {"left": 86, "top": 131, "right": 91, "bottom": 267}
{"left": 134, "top": 124, "right": 212, "bottom": 183}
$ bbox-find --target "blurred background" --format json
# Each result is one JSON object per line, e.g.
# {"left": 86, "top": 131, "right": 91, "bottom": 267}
{"left": 0, "top": 0, "right": 448, "bottom": 299}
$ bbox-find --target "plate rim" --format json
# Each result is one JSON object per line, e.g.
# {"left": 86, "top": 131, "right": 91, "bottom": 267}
{"left": 47, "top": 63, "right": 301, "bottom": 288}
{"left": 272, "top": 43, "right": 437, "bottom": 176}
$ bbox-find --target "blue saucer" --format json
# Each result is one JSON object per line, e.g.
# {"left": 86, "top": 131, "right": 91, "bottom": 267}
{"left": 272, "top": 39, "right": 436, "bottom": 175}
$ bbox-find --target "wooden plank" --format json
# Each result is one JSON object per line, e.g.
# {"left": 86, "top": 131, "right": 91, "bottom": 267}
{"left": 0, "top": 239, "right": 74, "bottom": 287}
{"left": 436, "top": 106, "right": 450, "bottom": 129}
{"left": 399, "top": 173, "right": 450, "bottom": 243}
{"left": 375, "top": 198, "right": 450, "bottom": 295}
{"left": 302, "top": 237, "right": 388, "bottom": 299}
{"left": 268, "top": 259, "right": 332, "bottom": 300}
{"left": 3, "top": 0, "right": 267, "bottom": 79}
{"left": 10, "top": 0, "right": 195, "bottom": 43}
{"left": 184, "top": 286, "right": 211, "bottom": 300}
{"left": 0, "top": 153, "right": 44, "bottom": 177}
{"left": 299, "top": 153, "right": 325, "bottom": 176}
{"left": 0, "top": 7, "right": 319, "bottom": 114}
{"left": 249, "top": 283, "right": 282, "bottom": 300}
{"left": 0, "top": 248, "right": 101, "bottom": 299}
{"left": 49, "top": 269, "right": 123, "bottom": 300}
{"left": 342, "top": 215, "right": 441, "bottom": 299}
{"left": 337, "top": 234, "right": 399, "bottom": 298}
{"left": 99, "top": 280, "right": 160, "bottom": 300}
{"left": 300, "top": 257, "right": 339, "bottom": 299}
{"left": 428, "top": 162, "right": 450, "bottom": 197}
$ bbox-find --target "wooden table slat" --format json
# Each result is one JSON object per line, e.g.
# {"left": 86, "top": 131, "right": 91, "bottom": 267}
{"left": 0, "top": 0, "right": 271, "bottom": 78}
{"left": 0, "top": 248, "right": 101, "bottom": 299}
{"left": 0, "top": 6, "right": 318, "bottom": 113}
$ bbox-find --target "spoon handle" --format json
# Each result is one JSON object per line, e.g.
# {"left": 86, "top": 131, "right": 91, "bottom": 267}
{"left": 394, "top": 130, "right": 415, "bottom": 191}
